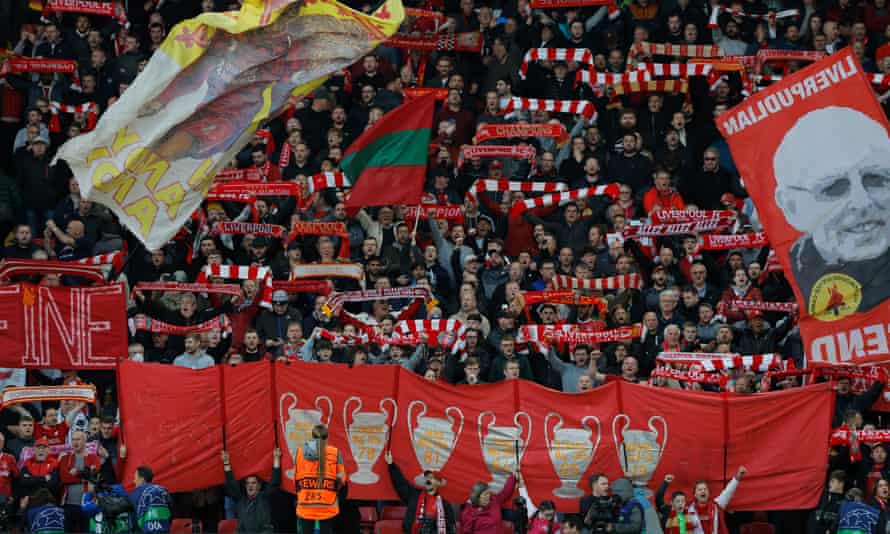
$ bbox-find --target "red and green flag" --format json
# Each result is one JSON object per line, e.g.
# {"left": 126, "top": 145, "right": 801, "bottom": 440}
{"left": 343, "top": 93, "right": 435, "bottom": 208}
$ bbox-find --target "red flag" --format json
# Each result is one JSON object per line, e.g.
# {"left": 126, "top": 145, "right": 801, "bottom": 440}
{"left": 342, "top": 94, "right": 435, "bottom": 208}
{"left": 718, "top": 48, "right": 890, "bottom": 366}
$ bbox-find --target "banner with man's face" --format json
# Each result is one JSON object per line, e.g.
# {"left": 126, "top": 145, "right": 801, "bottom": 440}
{"left": 718, "top": 48, "right": 890, "bottom": 366}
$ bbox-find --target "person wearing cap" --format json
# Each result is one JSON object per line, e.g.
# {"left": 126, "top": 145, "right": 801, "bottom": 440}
{"left": 681, "top": 147, "right": 746, "bottom": 211}
{"left": 733, "top": 309, "right": 792, "bottom": 356}
{"left": 384, "top": 449, "right": 457, "bottom": 533}
{"left": 19, "top": 437, "right": 59, "bottom": 499}
{"left": 13, "top": 131, "right": 55, "bottom": 237}
{"left": 255, "top": 289, "right": 302, "bottom": 351}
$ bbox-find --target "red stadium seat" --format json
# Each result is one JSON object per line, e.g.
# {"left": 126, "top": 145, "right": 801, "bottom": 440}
{"left": 740, "top": 522, "right": 776, "bottom": 534}
{"left": 217, "top": 519, "right": 238, "bottom": 534}
{"left": 360, "top": 506, "right": 379, "bottom": 533}
{"left": 374, "top": 519, "right": 404, "bottom": 534}
{"left": 381, "top": 505, "right": 408, "bottom": 520}
{"left": 170, "top": 518, "right": 201, "bottom": 534}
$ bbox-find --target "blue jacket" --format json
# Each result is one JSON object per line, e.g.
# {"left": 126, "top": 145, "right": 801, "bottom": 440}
{"left": 83, "top": 484, "right": 134, "bottom": 533}
{"left": 128, "top": 482, "right": 172, "bottom": 533}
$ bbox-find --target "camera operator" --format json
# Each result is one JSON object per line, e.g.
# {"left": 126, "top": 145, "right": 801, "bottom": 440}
{"left": 127, "top": 455, "right": 172, "bottom": 534}
{"left": 81, "top": 469, "right": 133, "bottom": 533}
{"left": 58, "top": 430, "right": 101, "bottom": 532}
{"left": 581, "top": 473, "right": 619, "bottom": 533}
{"left": 808, "top": 470, "right": 846, "bottom": 534}
{"left": 19, "top": 488, "right": 64, "bottom": 534}
{"left": 384, "top": 449, "right": 457, "bottom": 534}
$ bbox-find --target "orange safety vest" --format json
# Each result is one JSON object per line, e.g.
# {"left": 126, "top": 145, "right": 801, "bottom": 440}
{"left": 294, "top": 444, "right": 344, "bottom": 520}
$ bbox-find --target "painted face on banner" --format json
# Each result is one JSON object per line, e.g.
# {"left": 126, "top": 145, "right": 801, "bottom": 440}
{"left": 774, "top": 106, "right": 890, "bottom": 265}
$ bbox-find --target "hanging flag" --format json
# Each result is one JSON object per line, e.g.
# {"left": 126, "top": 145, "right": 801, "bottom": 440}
{"left": 717, "top": 48, "right": 890, "bottom": 366}
{"left": 56, "top": 0, "right": 403, "bottom": 250}
{"left": 343, "top": 93, "right": 435, "bottom": 208}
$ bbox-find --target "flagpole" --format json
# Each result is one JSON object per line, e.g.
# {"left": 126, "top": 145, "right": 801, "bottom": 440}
{"left": 410, "top": 204, "right": 422, "bottom": 246}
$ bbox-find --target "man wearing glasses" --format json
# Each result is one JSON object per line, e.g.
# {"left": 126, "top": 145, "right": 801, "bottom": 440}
{"left": 774, "top": 106, "right": 890, "bottom": 318}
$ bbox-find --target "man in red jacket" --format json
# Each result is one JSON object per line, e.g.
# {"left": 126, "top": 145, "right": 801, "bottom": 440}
{"left": 19, "top": 437, "right": 58, "bottom": 500}
{"left": 58, "top": 430, "right": 101, "bottom": 532}
{"left": 0, "top": 434, "right": 18, "bottom": 500}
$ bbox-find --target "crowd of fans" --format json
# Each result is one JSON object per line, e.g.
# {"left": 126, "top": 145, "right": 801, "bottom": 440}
{"left": 1, "top": 0, "right": 890, "bottom": 530}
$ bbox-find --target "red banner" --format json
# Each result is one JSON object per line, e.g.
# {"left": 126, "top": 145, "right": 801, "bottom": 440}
{"left": 119, "top": 361, "right": 832, "bottom": 511}
{"left": 0, "top": 284, "right": 127, "bottom": 369}
{"left": 718, "top": 49, "right": 890, "bottom": 366}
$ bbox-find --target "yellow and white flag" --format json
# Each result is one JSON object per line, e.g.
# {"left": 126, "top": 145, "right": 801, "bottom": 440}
{"left": 57, "top": 0, "right": 403, "bottom": 249}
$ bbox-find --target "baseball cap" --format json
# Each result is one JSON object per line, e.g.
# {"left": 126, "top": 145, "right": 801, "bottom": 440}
{"left": 35, "top": 437, "right": 49, "bottom": 447}
{"left": 720, "top": 193, "right": 736, "bottom": 205}
{"left": 32, "top": 135, "right": 50, "bottom": 145}
{"left": 272, "top": 290, "right": 289, "bottom": 303}
{"left": 463, "top": 254, "right": 479, "bottom": 266}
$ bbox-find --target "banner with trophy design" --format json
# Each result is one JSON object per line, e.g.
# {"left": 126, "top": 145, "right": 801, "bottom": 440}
{"left": 275, "top": 362, "right": 400, "bottom": 494}
{"left": 517, "top": 380, "right": 621, "bottom": 510}
{"left": 118, "top": 361, "right": 833, "bottom": 510}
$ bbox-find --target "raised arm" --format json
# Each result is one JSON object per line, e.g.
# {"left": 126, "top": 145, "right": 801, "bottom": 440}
{"left": 715, "top": 466, "right": 745, "bottom": 510}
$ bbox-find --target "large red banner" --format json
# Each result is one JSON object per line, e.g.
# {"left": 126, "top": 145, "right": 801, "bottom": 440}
{"left": 717, "top": 49, "right": 890, "bottom": 366}
{"left": 119, "top": 361, "right": 833, "bottom": 511}
{"left": 0, "top": 283, "right": 127, "bottom": 368}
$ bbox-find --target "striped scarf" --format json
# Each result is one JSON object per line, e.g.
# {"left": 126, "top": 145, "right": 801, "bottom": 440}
{"left": 308, "top": 172, "right": 351, "bottom": 193}
{"left": 656, "top": 352, "right": 781, "bottom": 371}
{"left": 509, "top": 184, "right": 619, "bottom": 217}
{"left": 549, "top": 273, "right": 643, "bottom": 290}
{"left": 196, "top": 264, "right": 273, "bottom": 308}
{"left": 465, "top": 179, "right": 566, "bottom": 203}
{"left": 622, "top": 218, "right": 733, "bottom": 238}
{"left": 628, "top": 42, "right": 725, "bottom": 62}
{"left": 457, "top": 144, "right": 537, "bottom": 169}
{"left": 129, "top": 314, "right": 232, "bottom": 336}
{"left": 0, "top": 259, "right": 105, "bottom": 284}
{"left": 503, "top": 97, "right": 597, "bottom": 120}
{"left": 290, "top": 262, "right": 364, "bottom": 282}
{"left": 473, "top": 122, "right": 568, "bottom": 145}
{"left": 576, "top": 69, "right": 651, "bottom": 88}
{"left": 519, "top": 48, "right": 594, "bottom": 79}
{"left": 612, "top": 78, "right": 689, "bottom": 96}
{"left": 708, "top": 6, "right": 799, "bottom": 29}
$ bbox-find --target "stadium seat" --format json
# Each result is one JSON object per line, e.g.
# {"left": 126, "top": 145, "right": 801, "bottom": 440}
{"left": 359, "top": 506, "right": 379, "bottom": 533}
{"left": 170, "top": 518, "right": 201, "bottom": 534}
{"left": 381, "top": 505, "right": 408, "bottom": 520}
{"left": 217, "top": 519, "right": 238, "bottom": 534}
{"left": 374, "top": 519, "right": 404, "bottom": 534}
{"left": 740, "top": 522, "right": 776, "bottom": 534}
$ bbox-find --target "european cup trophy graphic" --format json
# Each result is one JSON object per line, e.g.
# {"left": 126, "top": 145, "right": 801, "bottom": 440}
{"left": 477, "top": 410, "right": 532, "bottom": 491}
{"left": 344, "top": 396, "right": 397, "bottom": 484}
{"left": 545, "top": 413, "right": 601, "bottom": 498}
{"left": 407, "top": 400, "right": 464, "bottom": 485}
{"left": 279, "top": 392, "right": 333, "bottom": 479}
{"left": 611, "top": 414, "right": 668, "bottom": 497}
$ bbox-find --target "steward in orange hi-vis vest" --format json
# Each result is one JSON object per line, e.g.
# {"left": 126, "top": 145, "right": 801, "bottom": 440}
{"left": 294, "top": 424, "right": 345, "bottom": 532}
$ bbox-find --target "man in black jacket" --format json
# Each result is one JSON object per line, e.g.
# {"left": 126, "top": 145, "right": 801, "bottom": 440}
{"left": 222, "top": 448, "right": 281, "bottom": 533}
{"left": 833, "top": 378, "right": 884, "bottom": 427}
{"left": 384, "top": 450, "right": 456, "bottom": 534}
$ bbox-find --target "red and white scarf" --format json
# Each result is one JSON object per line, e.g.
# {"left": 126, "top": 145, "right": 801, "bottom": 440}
{"left": 635, "top": 62, "right": 713, "bottom": 77}
{"left": 394, "top": 319, "right": 464, "bottom": 349}
{"left": 612, "top": 79, "right": 689, "bottom": 96}
{"left": 529, "top": 0, "right": 620, "bottom": 19}
{"left": 288, "top": 221, "right": 350, "bottom": 258}
{"left": 209, "top": 181, "right": 300, "bottom": 198}
{"left": 404, "top": 88, "right": 449, "bottom": 100}
{"left": 503, "top": 97, "right": 596, "bottom": 120}
{"left": 386, "top": 31, "right": 483, "bottom": 53}
{"left": 831, "top": 428, "right": 890, "bottom": 447}
{"left": 217, "top": 221, "right": 286, "bottom": 239}
{"left": 42, "top": 0, "right": 129, "bottom": 27}
{"left": 729, "top": 300, "right": 796, "bottom": 313}
{"left": 650, "top": 366, "right": 728, "bottom": 387}
{"left": 457, "top": 145, "right": 537, "bottom": 169}
{"left": 518, "top": 324, "right": 640, "bottom": 351}
{"left": 509, "top": 184, "right": 619, "bottom": 217}
{"left": 277, "top": 142, "right": 294, "bottom": 169}
{"left": 214, "top": 168, "right": 261, "bottom": 182}
{"left": 522, "top": 290, "right": 607, "bottom": 307}
{"left": 473, "top": 122, "right": 568, "bottom": 145}
{"left": 133, "top": 282, "right": 243, "bottom": 297}
{"left": 650, "top": 210, "right": 734, "bottom": 225}
{"left": 656, "top": 352, "right": 781, "bottom": 371}
{"left": 317, "top": 328, "right": 370, "bottom": 346}
{"left": 271, "top": 280, "right": 334, "bottom": 296}
{"left": 308, "top": 172, "right": 351, "bottom": 193}
{"left": 549, "top": 273, "right": 643, "bottom": 290}
{"left": 413, "top": 493, "right": 447, "bottom": 534}
{"left": 196, "top": 264, "right": 273, "bottom": 308}
{"left": 519, "top": 48, "right": 594, "bottom": 79}
{"left": 1, "top": 385, "right": 96, "bottom": 408}
{"left": 322, "top": 287, "right": 431, "bottom": 316}
{"left": 76, "top": 251, "right": 124, "bottom": 271}
{"left": 48, "top": 101, "right": 98, "bottom": 133}
{"left": 708, "top": 6, "right": 799, "bottom": 29}
{"left": 129, "top": 314, "right": 232, "bottom": 336}
{"left": 290, "top": 262, "right": 364, "bottom": 281}
{"left": 698, "top": 232, "right": 769, "bottom": 251}
{"left": 622, "top": 218, "right": 734, "bottom": 239}
{"left": 0, "top": 259, "right": 105, "bottom": 284}
{"left": 576, "top": 69, "right": 651, "bottom": 88}
{"left": 465, "top": 179, "right": 566, "bottom": 203}
{"left": 628, "top": 42, "right": 724, "bottom": 63}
